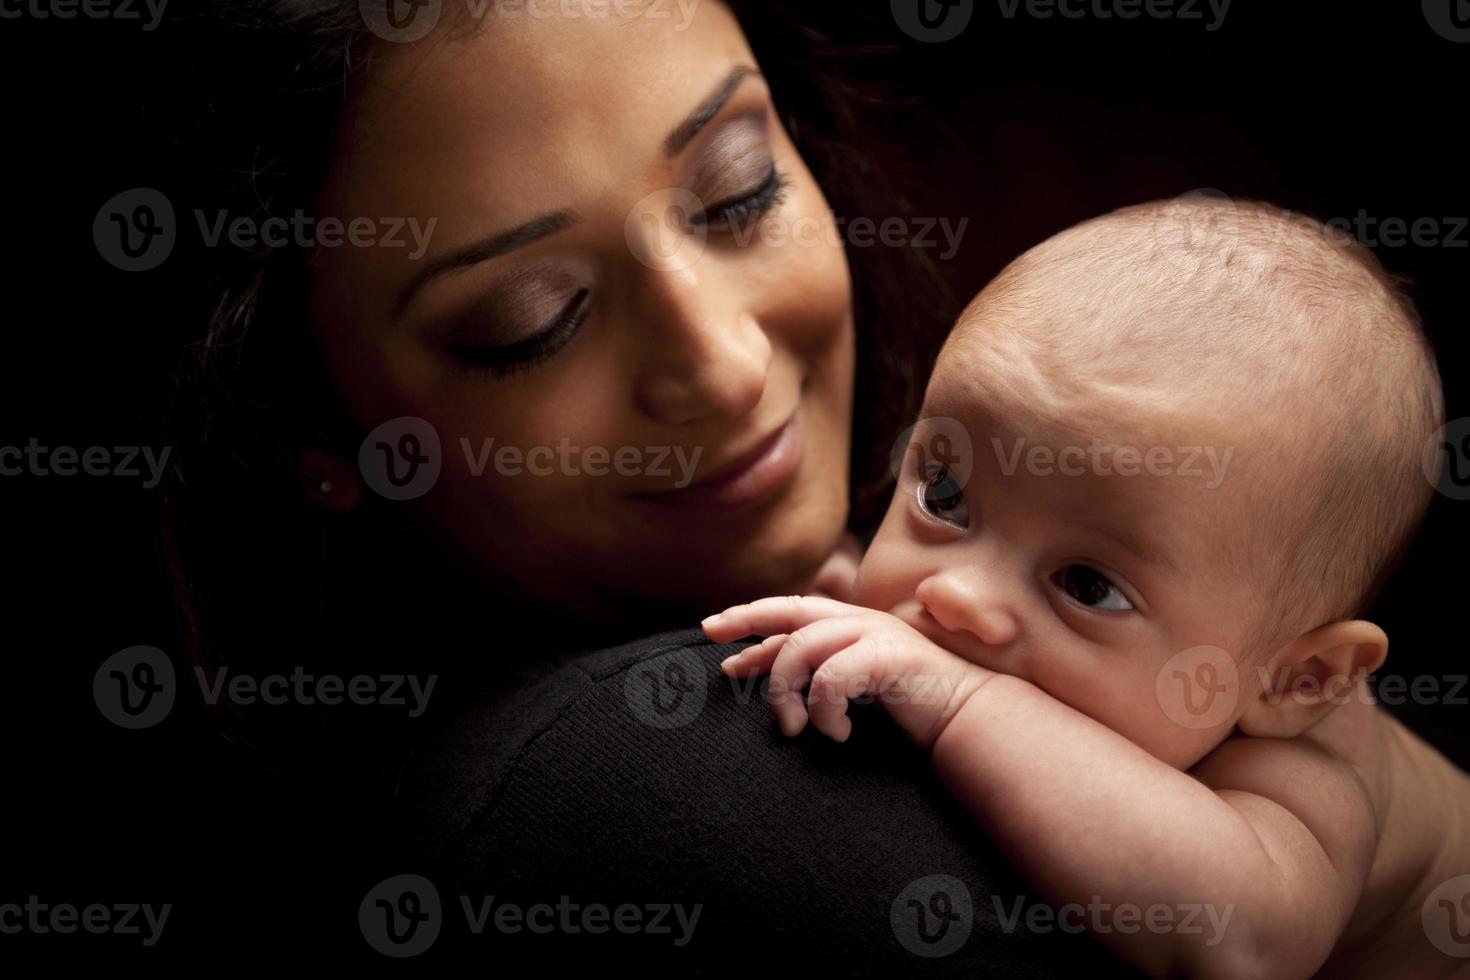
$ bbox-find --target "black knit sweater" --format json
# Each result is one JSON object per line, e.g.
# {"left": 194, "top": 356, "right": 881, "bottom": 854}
{"left": 391, "top": 627, "right": 1139, "bottom": 974}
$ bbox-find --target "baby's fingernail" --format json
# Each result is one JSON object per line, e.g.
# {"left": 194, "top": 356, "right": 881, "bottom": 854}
{"left": 719, "top": 653, "right": 742, "bottom": 671}
{"left": 701, "top": 613, "right": 723, "bottom": 629}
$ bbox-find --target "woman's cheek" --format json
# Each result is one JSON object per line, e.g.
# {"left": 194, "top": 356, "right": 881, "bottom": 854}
{"left": 777, "top": 189, "right": 854, "bottom": 355}
{"left": 731, "top": 126, "right": 853, "bottom": 356}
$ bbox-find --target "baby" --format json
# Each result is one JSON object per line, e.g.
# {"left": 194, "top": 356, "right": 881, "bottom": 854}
{"left": 703, "top": 198, "right": 1469, "bottom": 978}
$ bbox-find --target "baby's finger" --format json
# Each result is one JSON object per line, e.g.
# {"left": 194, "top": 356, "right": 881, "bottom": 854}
{"left": 807, "top": 631, "right": 927, "bottom": 743}
{"left": 720, "top": 633, "right": 788, "bottom": 677}
{"left": 766, "top": 616, "right": 869, "bottom": 737}
{"left": 807, "top": 651, "right": 873, "bottom": 743}
{"left": 809, "top": 631, "right": 972, "bottom": 749}
{"left": 701, "top": 595, "right": 868, "bottom": 643}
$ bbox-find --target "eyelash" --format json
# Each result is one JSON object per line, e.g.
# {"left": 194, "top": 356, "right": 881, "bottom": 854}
{"left": 1048, "top": 563, "right": 1137, "bottom": 615}
{"left": 448, "top": 168, "right": 790, "bottom": 380}
{"left": 695, "top": 166, "right": 791, "bottom": 229}
{"left": 448, "top": 288, "right": 592, "bottom": 379}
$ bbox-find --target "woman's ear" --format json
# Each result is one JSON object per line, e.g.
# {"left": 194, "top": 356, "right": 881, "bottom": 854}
{"left": 297, "top": 447, "right": 364, "bottom": 514}
{"left": 1237, "top": 620, "right": 1387, "bottom": 738}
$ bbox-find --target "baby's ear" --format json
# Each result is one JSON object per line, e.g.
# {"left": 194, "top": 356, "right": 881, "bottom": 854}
{"left": 1236, "top": 620, "right": 1387, "bottom": 738}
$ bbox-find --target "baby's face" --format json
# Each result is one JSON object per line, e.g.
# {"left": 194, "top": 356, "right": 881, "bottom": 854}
{"left": 855, "top": 333, "right": 1279, "bottom": 770}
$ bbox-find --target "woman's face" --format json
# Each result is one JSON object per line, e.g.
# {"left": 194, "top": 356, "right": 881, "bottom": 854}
{"left": 308, "top": 2, "right": 855, "bottom": 625}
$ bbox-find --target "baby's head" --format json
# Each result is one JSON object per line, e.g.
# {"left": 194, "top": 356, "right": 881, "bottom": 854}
{"left": 855, "top": 197, "right": 1443, "bottom": 768}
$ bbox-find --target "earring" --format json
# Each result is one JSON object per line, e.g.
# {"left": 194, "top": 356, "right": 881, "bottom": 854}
{"left": 317, "top": 502, "right": 330, "bottom": 628}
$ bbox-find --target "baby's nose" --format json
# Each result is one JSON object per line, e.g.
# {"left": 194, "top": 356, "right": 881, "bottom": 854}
{"left": 915, "top": 570, "right": 1019, "bottom": 649}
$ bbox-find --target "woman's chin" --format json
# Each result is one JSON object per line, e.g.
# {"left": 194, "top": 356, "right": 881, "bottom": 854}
{"left": 703, "top": 515, "right": 846, "bottom": 607}
{"left": 601, "top": 528, "right": 840, "bottom": 624}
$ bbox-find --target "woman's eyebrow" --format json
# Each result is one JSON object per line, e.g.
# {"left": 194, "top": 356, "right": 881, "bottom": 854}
{"left": 664, "top": 65, "right": 759, "bottom": 157}
{"left": 395, "top": 210, "right": 575, "bottom": 319}
{"left": 394, "top": 64, "right": 760, "bottom": 321}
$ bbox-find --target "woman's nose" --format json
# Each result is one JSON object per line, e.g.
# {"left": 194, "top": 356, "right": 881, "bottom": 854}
{"left": 631, "top": 264, "right": 771, "bottom": 425}
{"left": 915, "top": 568, "right": 1019, "bottom": 648}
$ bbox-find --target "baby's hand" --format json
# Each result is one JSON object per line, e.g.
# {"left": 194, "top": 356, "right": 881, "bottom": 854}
{"left": 702, "top": 596, "right": 994, "bottom": 750}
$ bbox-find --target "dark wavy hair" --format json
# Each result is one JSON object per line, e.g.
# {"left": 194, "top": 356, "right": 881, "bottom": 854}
{"left": 158, "top": 0, "right": 954, "bottom": 777}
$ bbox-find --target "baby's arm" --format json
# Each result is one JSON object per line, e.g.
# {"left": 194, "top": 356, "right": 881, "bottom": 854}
{"left": 934, "top": 674, "right": 1377, "bottom": 979}
{"left": 705, "top": 597, "right": 1377, "bottom": 980}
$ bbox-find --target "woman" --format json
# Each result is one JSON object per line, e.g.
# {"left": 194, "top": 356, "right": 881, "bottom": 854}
{"left": 162, "top": 0, "right": 1122, "bottom": 969}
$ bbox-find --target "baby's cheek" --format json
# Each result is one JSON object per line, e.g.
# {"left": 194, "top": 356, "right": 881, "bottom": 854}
{"left": 1032, "top": 659, "right": 1215, "bottom": 769}
{"left": 852, "top": 498, "right": 924, "bottom": 612}
{"left": 851, "top": 556, "right": 887, "bottom": 610}
{"left": 1125, "top": 688, "right": 1240, "bottom": 771}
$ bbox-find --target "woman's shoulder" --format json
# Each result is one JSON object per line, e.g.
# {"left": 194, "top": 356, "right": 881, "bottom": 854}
{"left": 392, "top": 626, "right": 1127, "bottom": 972}
{"left": 395, "top": 628, "right": 720, "bottom": 856}
{"left": 394, "top": 627, "right": 768, "bottom": 865}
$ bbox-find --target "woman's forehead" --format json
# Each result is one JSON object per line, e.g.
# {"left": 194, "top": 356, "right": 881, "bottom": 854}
{"left": 321, "top": 4, "right": 756, "bottom": 219}
{"left": 342, "top": 3, "right": 749, "bottom": 153}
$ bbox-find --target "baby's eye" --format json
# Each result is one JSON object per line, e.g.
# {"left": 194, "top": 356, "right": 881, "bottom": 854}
{"left": 917, "top": 461, "right": 969, "bottom": 527}
{"left": 1051, "top": 564, "right": 1134, "bottom": 612}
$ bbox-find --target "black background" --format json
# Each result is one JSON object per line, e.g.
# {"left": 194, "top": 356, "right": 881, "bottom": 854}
{"left": 4, "top": 0, "right": 1466, "bottom": 966}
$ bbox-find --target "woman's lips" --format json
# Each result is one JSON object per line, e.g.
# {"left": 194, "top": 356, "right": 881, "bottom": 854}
{"left": 639, "top": 412, "right": 803, "bottom": 511}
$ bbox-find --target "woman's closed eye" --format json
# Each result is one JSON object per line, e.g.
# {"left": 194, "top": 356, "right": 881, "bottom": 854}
{"left": 1050, "top": 564, "right": 1135, "bottom": 612}
{"left": 693, "top": 165, "right": 790, "bottom": 230}
{"left": 687, "top": 108, "right": 791, "bottom": 233}
{"left": 447, "top": 286, "right": 592, "bottom": 379}
{"left": 441, "top": 165, "right": 786, "bottom": 382}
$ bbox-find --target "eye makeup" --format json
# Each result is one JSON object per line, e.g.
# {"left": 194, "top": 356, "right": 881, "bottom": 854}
{"left": 688, "top": 112, "right": 790, "bottom": 229}
{"left": 439, "top": 102, "right": 792, "bottom": 380}
{"left": 442, "top": 262, "right": 592, "bottom": 379}
{"left": 696, "top": 165, "right": 791, "bottom": 230}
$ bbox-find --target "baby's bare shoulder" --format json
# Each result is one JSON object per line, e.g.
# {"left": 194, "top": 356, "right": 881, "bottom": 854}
{"left": 1193, "top": 733, "right": 1364, "bottom": 796}
{"left": 1191, "top": 733, "right": 1378, "bottom": 864}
